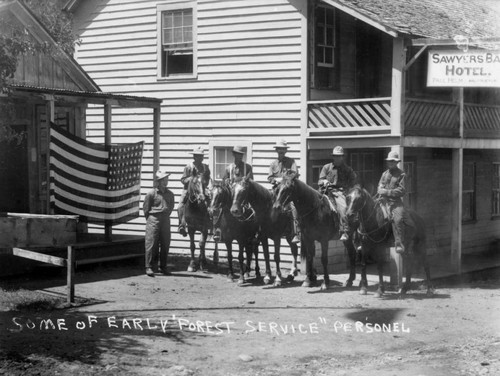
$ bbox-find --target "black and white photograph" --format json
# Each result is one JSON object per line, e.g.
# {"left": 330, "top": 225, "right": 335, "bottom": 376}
{"left": 1, "top": 0, "right": 499, "bottom": 375}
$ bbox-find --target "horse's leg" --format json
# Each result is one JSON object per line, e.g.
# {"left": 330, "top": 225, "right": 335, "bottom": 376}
{"left": 301, "top": 238, "right": 316, "bottom": 288}
{"left": 359, "top": 240, "right": 369, "bottom": 295}
{"left": 286, "top": 242, "right": 299, "bottom": 282}
{"left": 273, "top": 237, "right": 282, "bottom": 287}
{"left": 244, "top": 240, "right": 252, "bottom": 279}
{"left": 260, "top": 236, "right": 272, "bottom": 285}
{"left": 252, "top": 240, "right": 261, "bottom": 279}
{"left": 374, "top": 245, "right": 385, "bottom": 298}
{"left": 226, "top": 241, "right": 235, "bottom": 282}
{"left": 320, "top": 239, "right": 330, "bottom": 291}
{"left": 187, "top": 230, "right": 197, "bottom": 272}
{"left": 237, "top": 242, "right": 246, "bottom": 286}
{"left": 344, "top": 239, "right": 357, "bottom": 287}
{"left": 198, "top": 230, "right": 208, "bottom": 271}
{"left": 419, "top": 244, "right": 434, "bottom": 296}
{"left": 399, "top": 241, "right": 414, "bottom": 296}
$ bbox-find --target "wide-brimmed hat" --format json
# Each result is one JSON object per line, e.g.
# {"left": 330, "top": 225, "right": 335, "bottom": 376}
{"left": 332, "top": 146, "right": 345, "bottom": 155}
{"left": 190, "top": 146, "right": 205, "bottom": 155}
{"left": 156, "top": 170, "right": 170, "bottom": 180}
{"left": 385, "top": 151, "right": 401, "bottom": 162}
{"left": 232, "top": 145, "right": 246, "bottom": 154}
{"left": 273, "top": 139, "right": 289, "bottom": 149}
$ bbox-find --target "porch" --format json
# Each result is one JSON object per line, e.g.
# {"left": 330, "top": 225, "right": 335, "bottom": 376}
{"left": 307, "top": 97, "right": 500, "bottom": 138}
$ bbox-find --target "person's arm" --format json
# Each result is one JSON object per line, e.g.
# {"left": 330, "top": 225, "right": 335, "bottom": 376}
{"left": 377, "top": 171, "right": 388, "bottom": 195}
{"left": 180, "top": 165, "right": 192, "bottom": 186}
{"left": 222, "top": 165, "right": 231, "bottom": 185}
{"left": 267, "top": 161, "right": 277, "bottom": 184}
{"left": 348, "top": 167, "right": 357, "bottom": 188}
{"left": 318, "top": 164, "right": 329, "bottom": 187}
{"left": 387, "top": 173, "right": 406, "bottom": 198}
{"left": 143, "top": 191, "right": 152, "bottom": 219}
{"left": 165, "top": 190, "right": 175, "bottom": 217}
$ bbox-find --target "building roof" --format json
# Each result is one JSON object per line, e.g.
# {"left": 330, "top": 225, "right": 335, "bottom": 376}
{"left": 323, "top": 0, "right": 500, "bottom": 39}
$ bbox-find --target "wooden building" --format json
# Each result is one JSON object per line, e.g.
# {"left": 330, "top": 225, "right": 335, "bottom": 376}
{"left": 0, "top": 0, "right": 162, "bottom": 275}
{"left": 65, "top": 0, "right": 500, "bottom": 274}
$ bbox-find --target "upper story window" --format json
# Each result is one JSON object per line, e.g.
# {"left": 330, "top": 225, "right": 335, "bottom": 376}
{"left": 313, "top": 5, "right": 338, "bottom": 89}
{"left": 157, "top": 2, "right": 197, "bottom": 79}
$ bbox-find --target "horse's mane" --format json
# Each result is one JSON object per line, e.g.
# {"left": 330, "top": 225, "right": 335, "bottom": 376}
{"left": 187, "top": 175, "right": 203, "bottom": 198}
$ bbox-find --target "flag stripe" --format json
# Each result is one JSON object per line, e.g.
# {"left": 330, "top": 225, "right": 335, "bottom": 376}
{"left": 49, "top": 124, "right": 143, "bottom": 224}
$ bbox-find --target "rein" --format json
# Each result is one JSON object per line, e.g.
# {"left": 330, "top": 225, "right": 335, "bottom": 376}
{"left": 355, "top": 194, "right": 391, "bottom": 243}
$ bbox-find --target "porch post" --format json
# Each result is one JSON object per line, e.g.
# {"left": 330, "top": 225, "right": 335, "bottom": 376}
{"left": 104, "top": 102, "right": 112, "bottom": 241}
{"left": 389, "top": 37, "right": 406, "bottom": 286}
{"left": 451, "top": 88, "right": 464, "bottom": 274}
{"left": 46, "top": 97, "right": 55, "bottom": 214}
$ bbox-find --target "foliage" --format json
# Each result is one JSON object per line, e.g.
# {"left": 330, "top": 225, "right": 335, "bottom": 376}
{"left": 0, "top": 0, "right": 79, "bottom": 139}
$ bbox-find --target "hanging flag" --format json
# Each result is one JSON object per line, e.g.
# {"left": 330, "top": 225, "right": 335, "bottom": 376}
{"left": 49, "top": 124, "right": 143, "bottom": 224}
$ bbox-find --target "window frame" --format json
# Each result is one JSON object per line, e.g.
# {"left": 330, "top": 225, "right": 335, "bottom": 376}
{"left": 403, "top": 159, "right": 416, "bottom": 210}
{"left": 462, "top": 161, "right": 476, "bottom": 223}
{"left": 156, "top": 1, "right": 197, "bottom": 80}
{"left": 208, "top": 140, "right": 253, "bottom": 183}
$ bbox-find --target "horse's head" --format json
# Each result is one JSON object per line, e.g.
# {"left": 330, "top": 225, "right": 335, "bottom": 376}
{"left": 271, "top": 171, "right": 298, "bottom": 221}
{"left": 345, "top": 184, "right": 366, "bottom": 227}
{"left": 209, "top": 182, "right": 231, "bottom": 214}
{"left": 187, "top": 175, "right": 206, "bottom": 205}
{"left": 230, "top": 176, "right": 251, "bottom": 217}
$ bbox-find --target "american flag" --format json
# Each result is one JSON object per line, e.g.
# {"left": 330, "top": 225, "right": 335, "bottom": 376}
{"left": 49, "top": 124, "right": 143, "bottom": 224}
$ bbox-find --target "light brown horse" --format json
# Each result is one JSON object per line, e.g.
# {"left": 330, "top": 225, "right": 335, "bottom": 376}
{"left": 345, "top": 185, "right": 433, "bottom": 297}
{"left": 184, "top": 175, "right": 210, "bottom": 272}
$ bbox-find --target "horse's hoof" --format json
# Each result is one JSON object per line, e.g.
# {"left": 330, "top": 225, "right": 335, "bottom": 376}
{"left": 302, "top": 280, "right": 311, "bottom": 288}
{"left": 263, "top": 275, "right": 272, "bottom": 285}
{"left": 286, "top": 274, "right": 294, "bottom": 283}
{"left": 237, "top": 278, "right": 245, "bottom": 286}
{"left": 374, "top": 289, "right": 383, "bottom": 298}
{"left": 274, "top": 279, "right": 282, "bottom": 288}
{"left": 187, "top": 261, "right": 196, "bottom": 272}
{"left": 320, "top": 282, "right": 329, "bottom": 291}
{"left": 398, "top": 288, "right": 407, "bottom": 296}
{"left": 344, "top": 279, "right": 354, "bottom": 288}
{"left": 244, "top": 272, "right": 250, "bottom": 279}
{"left": 426, "top": 288, "right": 435, "bottom": 296}
{"left": 227, "top": 274, "right": 234, "bottom": 282}
{"left": 359, "top": 287, "right": 368, "bottom": 295}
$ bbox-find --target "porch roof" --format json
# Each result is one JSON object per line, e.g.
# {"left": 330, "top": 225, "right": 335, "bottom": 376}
{"left": 322, "top": 0, "right": 500, "bottom": 40}
{"left": 7, "top": 84, "right": 162, "bottom": 108}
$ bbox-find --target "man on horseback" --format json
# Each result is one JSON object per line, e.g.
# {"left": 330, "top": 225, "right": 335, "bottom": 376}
{"left": 222, "top": 145, "right": 253, "bottom": 185}
{"left": 177, "top": 146, "right": 212, "bottom": 237}
{"left": 267, "top": 139, "right": 301, "bottom": 244}
{"left": 377, "top": 151, "right": 407, "bottom": 254}
{"left": 213, "top": 145, "right": 254, "bottom": 241}
{"left": 317, "top": 146, "right": 357, "bottom": 242}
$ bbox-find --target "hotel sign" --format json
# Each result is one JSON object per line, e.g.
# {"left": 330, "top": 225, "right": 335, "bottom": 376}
{"left": 427, "top": 50, "right": 500, "bottom": 87}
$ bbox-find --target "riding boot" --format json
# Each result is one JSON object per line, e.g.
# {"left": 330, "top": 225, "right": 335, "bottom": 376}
{"left": 177, "top": 208, "right": 187, "bottom": 237}
{"left": 290, "top": 202, "right": 301, "bottom": 244}
{"left": 391, "top": 206, "right": 405, "bottom": 254}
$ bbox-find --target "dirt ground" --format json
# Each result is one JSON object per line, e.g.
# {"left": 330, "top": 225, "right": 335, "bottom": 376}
{"left": 1, "top": 253, "right": 499, "bottom": 376}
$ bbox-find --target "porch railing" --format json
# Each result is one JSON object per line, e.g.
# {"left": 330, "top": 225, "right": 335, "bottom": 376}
{"left": 308, "top": 97, "right": 500, "bottom": 138}
{"left": 308, "top": 97, "right": 391, "bottom": 133}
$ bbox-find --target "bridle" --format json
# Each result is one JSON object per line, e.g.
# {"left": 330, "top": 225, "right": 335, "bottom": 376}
{"left": 351, "top": 190, "right": 391, "bottom": 244}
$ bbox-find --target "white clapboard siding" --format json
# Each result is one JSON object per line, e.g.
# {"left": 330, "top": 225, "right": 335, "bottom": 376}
{"left": 74, "top": 0, "right": 305, "bottom": 266}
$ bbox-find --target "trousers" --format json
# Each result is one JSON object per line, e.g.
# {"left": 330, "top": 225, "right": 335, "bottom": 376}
{"left": 145, "top": 213, "right": 171, "bottom": 270}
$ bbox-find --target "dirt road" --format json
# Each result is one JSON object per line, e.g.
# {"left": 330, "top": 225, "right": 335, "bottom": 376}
{"left": 1, "top": 255, "right": 499, "bottom": 376}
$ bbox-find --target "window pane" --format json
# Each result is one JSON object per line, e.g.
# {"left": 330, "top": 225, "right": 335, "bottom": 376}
{"left": 162, "top": 29, "right": 172, "bottom": 44}
{"left": 325, "top": 47, "right": 333, "bottom": 65}
{"left": 326, "top": 27, "right": 334, "bottom": 46}
{"left": 316, "top": 26, "right": 324, "bottom": 45}
{"left": 163, "top": 13, "right": 172, "bottom": 28}
{"left": 173, "top": 12, "right": 184, "bottom": 27}
{"left": 326, "top": 8, "right": 334, "bottom": 25}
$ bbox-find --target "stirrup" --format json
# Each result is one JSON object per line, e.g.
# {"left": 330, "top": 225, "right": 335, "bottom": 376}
{"left": 340, "top": 233, "right": 349, "bottom": 241}
{"left": 213, "top": 229, "right": 221, "bottom": 242}
{"left": 292, "top": 235, "right": 301, "bottom": 244}
{"left": 179, "top": 226, "right": 187, "bottom": 237}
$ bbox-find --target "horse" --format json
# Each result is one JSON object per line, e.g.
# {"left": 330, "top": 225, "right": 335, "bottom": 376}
{"left": 209, "top": 182, "right": 260, "bottom": 285}
{"left": 271, "top": 172, "right": 350, "bottom": 290}
{"left": 184, "top": 174, "right": 211, "bottom": 272}
{"left": 344, "top": 185, "right": 433, "bottom": 297}
{"left": 230, "top": 177, "right": 300, "bottom": 287}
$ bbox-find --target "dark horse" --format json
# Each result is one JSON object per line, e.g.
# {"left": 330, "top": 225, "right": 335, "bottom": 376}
{"left": 272, "top": 172, "right": 352, "bottom": 290}
{"left": 209, "top": 182, "right": 260, "bottom": 285}
{"left": 345, "top": 185, "right": 433, "bottom": 297}
{"left": 184, "top": 174, "right": 211, "bottom": 272}
{"left": 231, "top": 177, "right": 299, "bottom": 287}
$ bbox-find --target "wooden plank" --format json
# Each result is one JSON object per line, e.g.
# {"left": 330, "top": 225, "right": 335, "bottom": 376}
{"left": 76, "top": 253, "right": 144, "bottom": 266}
{"left": 12, "top": 248, "right": 67, "bottom": 267}
{"left": 67, "top": 246, "right": 75, "bottom": 304}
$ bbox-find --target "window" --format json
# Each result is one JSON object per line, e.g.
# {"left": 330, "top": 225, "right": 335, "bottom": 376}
{"left": 313, "top": 5, "right": 337, "bottom": 89}
{"left": 462, "top": 162, "right": 476, "bottom": 222}
{"left": 157, "top": 2, "right": 196, "bottom": 78}
{"left": 493, "top": 163, "right": 500, "bottom": 217}
{"left": 209, "top": 141, "right": 252, "bottom": 182}
{"left": 349, "top": 151, "right": 377, "bottom": 195}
